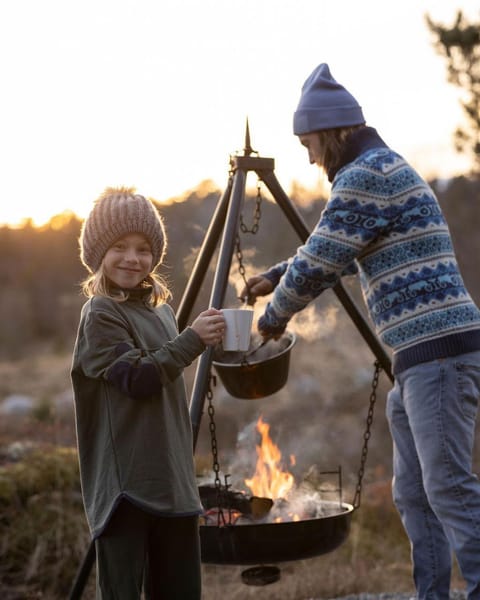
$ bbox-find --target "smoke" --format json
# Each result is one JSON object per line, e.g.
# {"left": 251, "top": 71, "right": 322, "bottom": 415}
{"left": 227, "top": 419, "right": 259, "bottom": 486}
{"left": 282, "top": 304, "right": 338, "bottom": 342}
{"left": 247, "top": 296, "right": 339, "bottom": 343}
{"left": 270, "top": 482, "right": 341, "bottom": 521}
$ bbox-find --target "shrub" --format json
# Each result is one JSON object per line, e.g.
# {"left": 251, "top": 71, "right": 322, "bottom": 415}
{"left": 0, "top": 445, "right": 90, "bottom": 599}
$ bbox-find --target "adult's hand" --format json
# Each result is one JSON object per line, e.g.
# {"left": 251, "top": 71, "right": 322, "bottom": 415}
{"left": 239, "top": 275, "right": 273, "bottom": 305}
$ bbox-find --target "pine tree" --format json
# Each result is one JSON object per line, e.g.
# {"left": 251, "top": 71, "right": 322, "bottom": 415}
{"left": 426, "top": 10, "right": 480, "bottom": 176}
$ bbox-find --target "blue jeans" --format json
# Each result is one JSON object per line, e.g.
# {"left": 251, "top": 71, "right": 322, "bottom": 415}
{"left": 386, "top": 352, "right": 480, "bottom": 600}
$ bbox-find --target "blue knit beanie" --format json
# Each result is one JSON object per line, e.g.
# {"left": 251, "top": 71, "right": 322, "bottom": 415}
{"left": 293, "top": 63, "right": 365, "bottom": 135}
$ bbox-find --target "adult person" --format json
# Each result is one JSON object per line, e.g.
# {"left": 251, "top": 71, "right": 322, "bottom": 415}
{"left": 242, "top": 63, "right": 480, "bottom": 598}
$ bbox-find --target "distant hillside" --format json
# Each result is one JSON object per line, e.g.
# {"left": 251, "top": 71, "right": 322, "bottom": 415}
{"left": 0, "top": 176, "right": 478, "bottom": 360}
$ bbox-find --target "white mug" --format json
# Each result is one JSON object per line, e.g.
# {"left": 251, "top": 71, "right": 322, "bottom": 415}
{"left": 221, "top": 308, "right": 254, "bottom": 352}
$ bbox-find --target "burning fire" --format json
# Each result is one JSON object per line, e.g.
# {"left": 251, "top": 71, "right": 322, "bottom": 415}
{"left": 244, "top": 416, "right": 295, "bottom": 501}
{"left": 200, "top": 415, "right": 340, "bottom": 527}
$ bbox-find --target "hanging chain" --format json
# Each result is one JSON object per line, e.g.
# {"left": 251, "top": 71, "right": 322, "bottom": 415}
{"left": 235, "top": 234, "right": 248, "bottom": 293}
{"left": 352, "top": 360, "right": 382, "bottom": 510}
{"left": 206, "top": 372, "right": 227, "bottom": 525}
{"left": 206, "top": 372, "right": 236, "bottom": 525}
{"left": 236, "top": 179, "right": 264, "bottom": 297}
{"left": 239, "top": 179, "right": 263, "bottom": 234}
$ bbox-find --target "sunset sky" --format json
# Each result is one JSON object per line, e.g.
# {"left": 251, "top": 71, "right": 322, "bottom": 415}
{"left": 0, "top": 0, "right": 478, "bottom": 227}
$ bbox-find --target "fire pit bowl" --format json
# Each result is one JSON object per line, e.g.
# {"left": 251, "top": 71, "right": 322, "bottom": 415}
{"left": 200, "top": 501, "right": 354, "bottom": 565}
{"left": 212, "top": 331, "right": 296, "bottom": 399}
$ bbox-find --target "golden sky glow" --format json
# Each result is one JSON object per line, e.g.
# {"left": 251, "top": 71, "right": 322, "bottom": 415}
{"left": 0, "top": 0, "right": 477, "bottom": 227}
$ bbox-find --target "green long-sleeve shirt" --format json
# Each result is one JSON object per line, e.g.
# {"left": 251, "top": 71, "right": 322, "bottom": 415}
{"left": 71, "top": 289, "right": 204, "bottom": 538}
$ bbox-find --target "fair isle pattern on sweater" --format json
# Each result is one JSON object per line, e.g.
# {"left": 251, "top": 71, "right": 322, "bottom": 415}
{"left": 261, "top": 139, "right": 480, "bottom": 372}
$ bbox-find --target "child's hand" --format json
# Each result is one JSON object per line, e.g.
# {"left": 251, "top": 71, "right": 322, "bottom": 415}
{"left": 191, "top": 308, "right": 225, "bottom": 346}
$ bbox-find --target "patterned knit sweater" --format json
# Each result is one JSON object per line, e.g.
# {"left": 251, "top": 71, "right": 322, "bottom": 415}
{"left": 259, "top": 127, "right": 480, "bottom": 375}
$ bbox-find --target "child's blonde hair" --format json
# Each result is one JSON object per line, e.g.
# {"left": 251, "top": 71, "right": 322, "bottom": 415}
{"left": 81, "top": 264, "right": 171, "bottom": 306}
{"left": 79, "top": 186, "right": 171, "bottom": 306}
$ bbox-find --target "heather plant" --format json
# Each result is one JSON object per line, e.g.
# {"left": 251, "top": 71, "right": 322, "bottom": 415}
{"left": 0, "top": 446, "right": 90, "bottom": 599}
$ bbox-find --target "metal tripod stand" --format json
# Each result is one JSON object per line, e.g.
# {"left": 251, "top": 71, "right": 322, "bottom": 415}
{"left": 68, "top": 123, "right": 393, "bottom": 599}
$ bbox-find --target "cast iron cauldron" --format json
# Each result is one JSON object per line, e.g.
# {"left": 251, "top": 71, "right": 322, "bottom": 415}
{"left": 200, "top": 501, "right": 354, "bottom": 564}
{"left": 212, "top": 332, "right": 296, "bottom": 399}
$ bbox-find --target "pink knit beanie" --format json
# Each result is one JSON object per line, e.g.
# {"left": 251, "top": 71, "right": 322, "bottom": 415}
{"left": 79, "top": 187, "right": 166, "bottom": 273}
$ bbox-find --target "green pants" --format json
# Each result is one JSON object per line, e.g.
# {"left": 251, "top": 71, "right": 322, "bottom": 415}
{"left": 95, "top": 500, "right": 201, "bottom": 600}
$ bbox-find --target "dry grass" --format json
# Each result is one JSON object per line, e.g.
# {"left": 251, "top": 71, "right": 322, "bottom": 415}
{"left": 0, "top": 443, "right": 466, "bottom": 600}
{"left": 0, "top": 441, "right": 420, "bottom": 600}
{"left": 0, "top": 318, "right": 471, "bottom": 599}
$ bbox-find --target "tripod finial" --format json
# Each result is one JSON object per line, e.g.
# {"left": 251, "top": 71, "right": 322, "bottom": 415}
{"left": 243, "top": 117, "right": 255, "bottom": 156}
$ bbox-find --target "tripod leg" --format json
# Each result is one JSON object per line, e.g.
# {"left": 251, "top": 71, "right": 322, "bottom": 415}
{"left": 68, "top": 539, "right": 95, "bottom": 600}
{"left": 177, "top": 176, "right": 233, "bottom": 331}
{"left": 189, "top": 168, "right": 247, "bottom": 449}
{"left": 259, "top": 169, "right": 393, "bottom": 382}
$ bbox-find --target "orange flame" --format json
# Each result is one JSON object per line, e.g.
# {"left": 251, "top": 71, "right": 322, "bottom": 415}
{"left": 244, "top": 416, "right": 295, "bottom": 500}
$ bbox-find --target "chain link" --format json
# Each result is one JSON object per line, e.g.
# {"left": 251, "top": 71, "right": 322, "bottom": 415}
{"left": 236, "top": 179, "right": 264, "bottom": 296}
{"left": 206, "top": 372, "right": 228, "bottom": 525}
{"left": 206, "top": 375, "right": 220, "bottom": 487}
{"left": 239, "top": 180, "right": 263, "bottom": 234}
{"left": 352, "top": 360, "right": 382, "bottom": 509}
{"left": 235, "top": 234, "right": 249, "bottom": 293}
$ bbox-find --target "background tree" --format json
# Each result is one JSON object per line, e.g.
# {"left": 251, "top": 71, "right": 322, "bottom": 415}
{"left": 426, "top": 10, "right": 480, "bottom": 176}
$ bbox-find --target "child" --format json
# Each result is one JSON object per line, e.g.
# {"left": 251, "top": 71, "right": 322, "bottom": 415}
{"left": 71, "top": 187, "right": 225, "bottom": 599}
{"left": 243, "top": 63, "right": 480, "bottom": 597}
